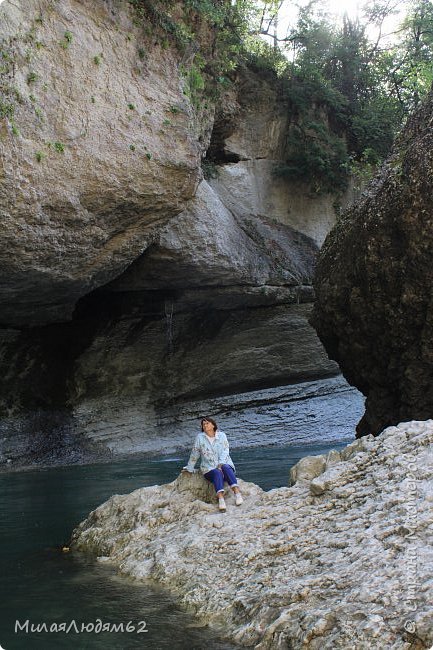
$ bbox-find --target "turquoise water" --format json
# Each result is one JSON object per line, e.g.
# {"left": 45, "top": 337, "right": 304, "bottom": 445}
{"left": 0, "top": 439, "right": 351, "bottom": 649}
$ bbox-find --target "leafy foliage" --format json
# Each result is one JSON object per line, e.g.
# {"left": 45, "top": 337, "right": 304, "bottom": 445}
{"left": 263, "top": 0, "right": 433, "bottom": 194}
{"left": 128, "top": 0, "right": 251, "bottom": 109}
{"left": 275, "top": 123, "right": 350, "bottom": 194}
{"left": 128, "top": 0, "right": 431, "bottom": 193}
{"left": 388, "top": 0, "right": 433, "bottom": 112}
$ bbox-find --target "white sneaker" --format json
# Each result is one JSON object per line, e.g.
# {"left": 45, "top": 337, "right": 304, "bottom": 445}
{"left": 235, "top": 492, "right": 243, "bottom": 506}
{"left": 218, "top": 497, "right": 226, "bottom": 511}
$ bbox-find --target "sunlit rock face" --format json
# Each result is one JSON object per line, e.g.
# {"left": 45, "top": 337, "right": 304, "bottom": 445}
{"left": 312, "top": 89, "right": 433, "bottom": 436}
{"left": 106, "top": 180, "right": 319, "bottom": 291}
{"left": 71, "top": 420, "right": 433, "bottom": 649}
{"left": 0, "top": 0, "right": 206, "bottom": 327}
{"left": 206, "top": 64, "right": 344, "bottom": 248}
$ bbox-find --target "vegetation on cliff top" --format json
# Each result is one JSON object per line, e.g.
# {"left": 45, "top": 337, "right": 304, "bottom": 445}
{"left": 129, "top": 0, "right": 433, "bottom": 195}
{"left": 1, "top": 0, "right": 431, "bottom": 194}
{"left": 268, "top": 0, "right": 433, "bottom": 194}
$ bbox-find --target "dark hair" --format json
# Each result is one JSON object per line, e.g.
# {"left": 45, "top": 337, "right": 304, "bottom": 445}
{"left": 201, "top": 416, "right": 217, "bottom": 432}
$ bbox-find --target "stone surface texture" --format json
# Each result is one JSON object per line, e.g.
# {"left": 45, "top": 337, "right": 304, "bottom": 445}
{"left": 107, "top": 179, "right": 319, "bottom": 290}
{"left": 206, "top": 65, "right": 346, "bottom": 248}
{"left": 210, "top": 160, "right": 339, "bottom": 248}
{"left": 0, "top": 0, "right": 206, "bottom": 326}
{"left": 69, "top": 303, "right": 338, "bottom": 454}
{"left": 312, "top": 89, "right": 433, "bottom": 437}
{"left": 71, "top": 419, "right": 433, "bottom": 649}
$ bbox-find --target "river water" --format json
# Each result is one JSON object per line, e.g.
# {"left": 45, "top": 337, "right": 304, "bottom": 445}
{"left": 0, "top": 379, "right": 364, "bottom": 650}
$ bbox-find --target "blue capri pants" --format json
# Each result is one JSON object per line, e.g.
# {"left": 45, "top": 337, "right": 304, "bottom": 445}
{"left": 204, "top": 464, "right": 238, "bottom": 494}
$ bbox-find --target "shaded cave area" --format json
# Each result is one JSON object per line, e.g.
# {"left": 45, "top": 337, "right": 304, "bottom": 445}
{"left": 0, "top": 271, "right": 339, "bottom": 467}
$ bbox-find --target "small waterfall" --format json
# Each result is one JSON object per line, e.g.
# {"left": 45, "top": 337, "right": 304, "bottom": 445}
{"left": 164, "top": 299, "right": 174, "bottom": 354}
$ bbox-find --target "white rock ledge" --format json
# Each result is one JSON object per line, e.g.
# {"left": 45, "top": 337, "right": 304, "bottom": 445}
{"left": 71, "top": 420, "right": 433, "bottom": 649}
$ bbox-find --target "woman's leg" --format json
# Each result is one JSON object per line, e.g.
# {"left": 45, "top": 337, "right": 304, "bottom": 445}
{"left": 221, "top": 464, "right": 243, "bottom": 505}
{"left": 204, "top": 468, "right": 227, "bottom": 510}
{"left": 220, "top": 464, "right": 240, "bottom": 493}
{"left": 204, "top": 468, "right": 224, "bottom": 495}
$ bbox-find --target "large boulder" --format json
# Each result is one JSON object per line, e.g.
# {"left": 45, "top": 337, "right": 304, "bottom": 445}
{"left": 312, "top": 89, "right": 433, "bottom": 436}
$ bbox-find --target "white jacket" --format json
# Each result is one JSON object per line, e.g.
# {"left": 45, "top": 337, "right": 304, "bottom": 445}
{"left": 184, "top": 430, "right": 236, "bottom": 474}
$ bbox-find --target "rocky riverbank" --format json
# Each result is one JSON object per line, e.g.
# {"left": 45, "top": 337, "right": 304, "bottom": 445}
{"left": 71, "top": 420, "right": 433, "bottom": 649}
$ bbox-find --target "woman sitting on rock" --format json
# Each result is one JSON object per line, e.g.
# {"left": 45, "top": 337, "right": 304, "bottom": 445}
{"left": 182, "top": 416, "right": 243, "bottom": 512}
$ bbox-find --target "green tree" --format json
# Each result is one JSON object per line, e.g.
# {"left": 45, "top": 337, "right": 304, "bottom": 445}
{"left": 274, "top": 1, "right": 408, "bottom": 193}
{"left": 389, "top": 0, "right": 433, "bottom": 112}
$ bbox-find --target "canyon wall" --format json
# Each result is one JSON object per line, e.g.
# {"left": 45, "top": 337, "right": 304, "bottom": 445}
{"left": 0, "top": 0, "right": 343, "bottom": 466}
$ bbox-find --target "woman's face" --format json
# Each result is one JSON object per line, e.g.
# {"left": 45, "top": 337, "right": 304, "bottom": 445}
{"left": 202, "top": 419, "right": 215, "bottom": 435}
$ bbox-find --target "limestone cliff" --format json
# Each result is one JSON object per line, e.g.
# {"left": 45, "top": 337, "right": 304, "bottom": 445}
{"left": 312, "top": 88, "right": 433, "bottom": 436}
{"left": 0, "top": 0, "right": 209, "bottom": 326}
{"left": 0, "top": 0, "right": 342, "bottom": 466}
